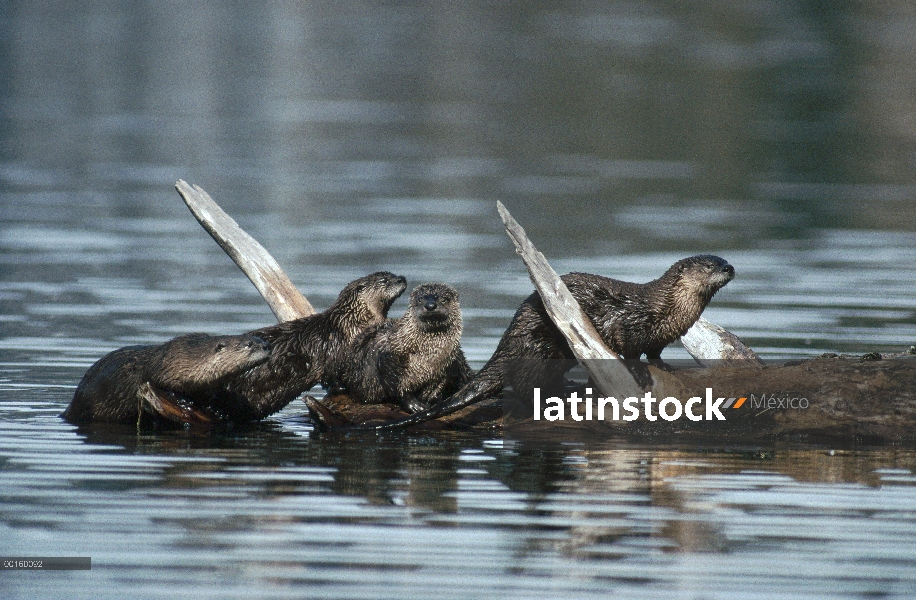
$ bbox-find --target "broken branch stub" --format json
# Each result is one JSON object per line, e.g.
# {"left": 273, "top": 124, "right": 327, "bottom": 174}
{"left": 175, "top": 180, "right": 315, "bottom": 323}
{"left": 681, "top": 317, "right": 763, "bottom": 366}
{"left": 496, "top": 201, "right": 644, "bottom": 399}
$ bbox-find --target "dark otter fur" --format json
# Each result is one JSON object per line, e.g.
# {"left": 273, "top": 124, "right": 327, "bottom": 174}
{"left": 63, "top": 333, "right": 271, "bottom": 424}
{"left": 207, "top": 271, "right": 408, "bottom": 421}
{"left": 336, "top": 283, "right": 473, "bottom": 413}
{"left": 365, "top": 255, "right": 734, "bottom": 429}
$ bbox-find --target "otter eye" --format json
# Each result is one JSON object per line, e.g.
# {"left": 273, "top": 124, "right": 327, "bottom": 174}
{"left": 215, "top": 343, "right": 226, "bottom": 352}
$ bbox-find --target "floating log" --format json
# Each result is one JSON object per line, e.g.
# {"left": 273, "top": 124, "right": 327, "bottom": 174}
{"left": 665, "top": 354, "right": 916, "bottom": 441}
{"left": 177, "top": 183, "right": 916, "bottom": 442}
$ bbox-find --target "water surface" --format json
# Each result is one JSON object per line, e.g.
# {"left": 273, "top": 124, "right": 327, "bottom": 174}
{"left": 2, "top": 2, "right": 916, "bottom": 598}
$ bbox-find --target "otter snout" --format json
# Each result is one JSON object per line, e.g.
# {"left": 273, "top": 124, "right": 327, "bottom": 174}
{"left": 708, "top": 260, "right": 735, "bottom": 289}
{"left": 419, "top": 295, "right": 449, "bottom": 324}
{"left": 387, "top": 275, "right": 409, "bottom": 301}
{"left": 410, "top": 283, "right": 460, "bottom": 330}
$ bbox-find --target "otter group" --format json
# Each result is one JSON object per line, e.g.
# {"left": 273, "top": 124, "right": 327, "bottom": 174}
{"left": 63, "top": 272, "right": 470, "bottom": 426}
{"left": 64, "top": 256, "right": 734, "bottom": 429}
{"left": 370, "top": 254, "right": 735, "bottom": 430}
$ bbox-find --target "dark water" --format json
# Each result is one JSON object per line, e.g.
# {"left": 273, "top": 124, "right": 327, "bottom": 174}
{"left": 2, "top": 2, "right": 916, "bottom": 598}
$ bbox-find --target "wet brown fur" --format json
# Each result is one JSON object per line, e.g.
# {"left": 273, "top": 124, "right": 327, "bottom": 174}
{"left": 63, "top": 333, "right": 271, "bottom": 424}
{"left": 211, "top": 271, "right": 408, "bottom": 421}
{"left": 337, "top": 283, "right": 473, "bottom": 413}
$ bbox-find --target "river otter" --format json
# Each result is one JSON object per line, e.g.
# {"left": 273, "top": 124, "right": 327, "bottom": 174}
{"left": 63, "top": 333, "right": 271, "bottom": 424}
{"left": 336, "top": 282, "right": 473, "bottom": 413}
{"left": 362, "top": 255, "right": 735, "bottom": 429}
{"left": 206, "top": 271, "right": 409, "bottom": 421}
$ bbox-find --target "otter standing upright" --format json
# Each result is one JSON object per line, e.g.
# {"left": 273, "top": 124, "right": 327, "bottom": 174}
{"left": 338, "top": 282, "right": 473, "bottom": 413}
{"left": 368, "top": 255, "right": 735, "bottom": 428}
{"left": 213, "top": 271, "right": 409, "bottom": 421}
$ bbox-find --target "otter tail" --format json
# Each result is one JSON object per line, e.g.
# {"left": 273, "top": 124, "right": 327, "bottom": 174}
{"left": 353, "top": 370, "right": 501, "bottom": 431}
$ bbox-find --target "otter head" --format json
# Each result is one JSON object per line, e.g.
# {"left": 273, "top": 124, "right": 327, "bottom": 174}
{"left": 659, "top": 255, "right": 734, "bottom": 330}
{"left": 409, "top": 283, "right": 461, "bottom": 334}
{"left": 672, "top": 254, "right": 734, "bottom": 294}
{"left": 334, "top": 271, "right": 408, "bottom": 326}
{"left": 155, "top": 333, "right": 271, "bottom": 392}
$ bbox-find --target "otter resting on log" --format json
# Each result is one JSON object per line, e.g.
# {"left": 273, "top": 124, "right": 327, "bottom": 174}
{"left": 335, "top": 282, "right": 474, "bottom": 413}
{"left": 215, "top": 270, "right": 409, "bottom": 421}
{"left": 63, "top": 333, "right": 270, "bottom": 424}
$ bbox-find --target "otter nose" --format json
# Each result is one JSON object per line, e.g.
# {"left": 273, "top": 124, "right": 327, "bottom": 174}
{"left": 722, "top": 264, "right": 734, "bottom": 276}
{"left": 423, "top": 298, "right": 438, "bottom": 311}
{"left": 396, "top": 276, "right": 406, "bottom": 285}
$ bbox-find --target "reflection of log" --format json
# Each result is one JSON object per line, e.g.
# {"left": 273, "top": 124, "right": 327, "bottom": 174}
{"left": 175, "top": 180, "right": 314, "bottom": 322}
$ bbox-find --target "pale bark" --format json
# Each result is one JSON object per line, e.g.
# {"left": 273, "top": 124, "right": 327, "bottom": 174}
{"left": 175, "top": 180, "right": 315, "bottom": 322}
{"left": 496, "top": 201, "right": 645, "bottom": 398}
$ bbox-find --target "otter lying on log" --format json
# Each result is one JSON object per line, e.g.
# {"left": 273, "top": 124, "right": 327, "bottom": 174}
{"left": 214, "top": 270, "right": 408, "bottom": 422}
{"left": 63, "top": 333, "right": 270, "bottom": 425}
{"left": 65, "top": 271, "right": 407, "bottom": 426}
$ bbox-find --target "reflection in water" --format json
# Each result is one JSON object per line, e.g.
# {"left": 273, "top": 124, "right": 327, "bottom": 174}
{"left": 2, "top": 2, "right": 916, "bottom": 598}
{"left": 4, "top": 399, "right": 916, "bottom": 597}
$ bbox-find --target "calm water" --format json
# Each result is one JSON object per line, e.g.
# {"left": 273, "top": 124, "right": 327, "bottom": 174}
{"left": 2, "top": 2, "right": 916, "bottom": 598}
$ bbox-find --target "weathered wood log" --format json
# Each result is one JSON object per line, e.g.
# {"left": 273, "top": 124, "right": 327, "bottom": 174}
{"left": 497, "top": 201, "right": 644, "bottom": 399}
{"left": 664, "top": 354, "right": 916, "bottom": 441}
{"left": 178, "top": 183, "right": 916, "bottom": 441}
{"left": 175, "top": 180, "right": 315, "bottom": 322}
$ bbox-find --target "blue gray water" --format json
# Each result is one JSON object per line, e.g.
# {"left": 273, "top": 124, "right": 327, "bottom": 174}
{"left": 2, "top": 3, "right": 916, "bottom": 598}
